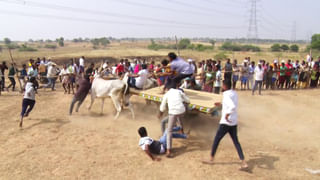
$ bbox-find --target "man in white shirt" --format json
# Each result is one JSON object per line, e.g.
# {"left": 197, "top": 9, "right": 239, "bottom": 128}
{"left": 252, "top": 62, "right": 264, "bottom": 95}
{"left": 203, "top": 80, "right": 248, "bottom": 170}
{"left": 214, "top": 65, "right": 221, "bottom": 94}
{"left": 138, "top": 126, "right": 186, "bottom": 161}
{"left": 20, "top": 77, "right": 37, "bottom": 127}
{"left": 129, "top": 64, "right": 149, "bottom": 89}
{"left": 79, "top": 56, "right": 85, "bottom": 73}
{"left": 46, "top": 62, "right": 58, "bottom": 91}
{"left": 159, "top": 83, "right": 190, "bottom": 157}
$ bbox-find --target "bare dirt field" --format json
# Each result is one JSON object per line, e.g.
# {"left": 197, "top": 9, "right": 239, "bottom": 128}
{"left": 0, "top": 86, "right": 319, "bottom": 179}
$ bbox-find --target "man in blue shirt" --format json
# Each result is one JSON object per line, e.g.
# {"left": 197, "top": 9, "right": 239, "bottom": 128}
{"left": 167, "top": 52, "right": 194, "bottom": 89}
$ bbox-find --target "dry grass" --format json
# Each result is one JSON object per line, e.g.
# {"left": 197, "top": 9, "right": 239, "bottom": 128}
{"left": 0, "top": 41, "right": 310, "bottom": 65}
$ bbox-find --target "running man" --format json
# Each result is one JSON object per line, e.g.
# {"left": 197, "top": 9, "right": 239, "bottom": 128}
{"left": 203, "top": 80, "right": 248, "bottom": 170}
{"left": 69, "top": 75, "right": 91, "bottom": 115}
{"left": 20, "top": 77, "right": 37, "bottom": 127}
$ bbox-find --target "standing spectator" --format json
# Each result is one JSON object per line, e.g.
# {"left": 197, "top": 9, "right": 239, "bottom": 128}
{"left": 278, "top": 61, "right": 287, "bottom": 89}
{"left": 252, "top": 62, "right": 264, "bottom": 95}
{"left": 248, "top": 61, "right": 255, "bottom": 90}
{"left": 202, "top": 80, "right": 248, "bottom": 171}
{"left": 224, "top": 59, "right": 232, "bottom": 82}
{"left": 203, "top": 64, "right": 215, "bottom": 93}
{"left": 240, "top": 61, "right": 249, "bottom": 90}
{"left": 232, "top": 60, "right": 240, "bottom": 90}
{"left": 310, "top": 64, "right": 320, "bottom": 88}
{"left": 298, "top": 61, "right": 308, "bottom": 89}
{"left": 265, "top": 65, "right": 273, "bottom": 90}
{"left": 148, "top": 61, "right": 155, "bottom": 73}
{"left": 115, "top": 59, "right": 125, "bottom": 76}
{"left": 1, "top": 61, "right": 8, "bottom": 90}
{"left": 46, "top": 62, "right": 58, "bottom": 91}
{"left": 79, "top": 56, "right": 85, "bottom": 73}
{"left": 7, "top": 63, "right": 17, "bottom": 91}
{"left": 214, "top": 65, "right": 222, "bottom": 94}
{"left": 285, "top": 60, "right": 293, "bottom": 89}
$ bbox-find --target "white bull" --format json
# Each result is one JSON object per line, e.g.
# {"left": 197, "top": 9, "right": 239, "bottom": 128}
{"left": 88, "top": 73, "right": 135, "bottom": 119}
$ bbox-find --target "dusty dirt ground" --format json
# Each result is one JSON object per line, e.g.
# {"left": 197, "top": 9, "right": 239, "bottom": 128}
{"left": 0, "top": 85, "right": 319, "bottom": 179}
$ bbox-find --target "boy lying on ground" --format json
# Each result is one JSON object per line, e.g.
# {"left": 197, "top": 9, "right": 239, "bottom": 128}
{"left": 138, "top": 126, "right": 187, "bottom": 161}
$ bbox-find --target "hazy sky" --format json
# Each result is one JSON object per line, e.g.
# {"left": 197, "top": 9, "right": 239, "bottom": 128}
{"left": 0, "top": 0, "right": 318, "bottom": 41}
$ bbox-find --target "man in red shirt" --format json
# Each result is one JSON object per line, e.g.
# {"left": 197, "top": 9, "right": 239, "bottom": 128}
{"left": 285, "top": 59, "right": 293, "bottom": 89}
{"left": 115, "top": 59, "right": 125, "bottom": 76}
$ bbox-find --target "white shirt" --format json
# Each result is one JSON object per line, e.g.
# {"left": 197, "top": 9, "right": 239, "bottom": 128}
{"left": 135, "top": 69, "right": 149, "bottom": 89}
{"left": 112, "top": 66, "right": 117, "bottom": 75}
{"left": 254, "top": 66, "right": 264, "bottom": 81}
{"left": 79, "top": 58, "right": 84, "bottom": 67}
{"left": 139, "top": 137, "right": 165, "bottom": 154}
{"left": 24, "top": 82, "right": 35, "bottom": 100}
{"left": 214, "top": 70, "right": 221, "bottom": 87}
{"left": 220, "top": 90, "right": 238, "bottom": 126}
{"left": 160, "top": 88, "right": 190, "bottom": 115}
{"left": 47, "top": 65, "right": 58, "bottom": 78}
{"left": 59, "top": 68, "right": 68, "bottom": 76}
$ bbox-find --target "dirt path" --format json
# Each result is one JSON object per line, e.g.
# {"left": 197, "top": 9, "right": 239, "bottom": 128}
{"left": 0, "top": 88, "right": 319, "bottom": 179}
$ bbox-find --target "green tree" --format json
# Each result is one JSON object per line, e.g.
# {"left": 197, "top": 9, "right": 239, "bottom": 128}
{"left": 280, "top": 44, "right": 289, "bottom": 51}
{"left": 311, "top": 34, "right": 320, "bottom": 50}
{"left": 209, "top": 39, "right": 216, "bottom": 48}
{"left": 4, "top": 37, "right": 11, "bottom": 45}
{"left": 100, "top": 37, "right": 110, "bottom": 47}
{"left": 290, "top": 44, "right": 299, "bottom": 52}
{"left": 271, "top": 44, "right": 281, "bottom": 52}
{"left": 56, "top": 37, "right": 64, "bottom": 47}
{"left": 178, "top": 38, "right": 191, "bottom": 49}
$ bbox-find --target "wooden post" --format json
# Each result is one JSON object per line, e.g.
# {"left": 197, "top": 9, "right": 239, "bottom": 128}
{"left": 175, "top": 35, "right": 180, "bottom": 56}
{"left": 8, "top": 48, "right": 23, "bottom": 92}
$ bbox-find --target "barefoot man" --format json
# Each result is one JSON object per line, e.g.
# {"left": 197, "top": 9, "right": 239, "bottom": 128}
{"left": 203, "top": 80, "right": 248, "bottom": 170}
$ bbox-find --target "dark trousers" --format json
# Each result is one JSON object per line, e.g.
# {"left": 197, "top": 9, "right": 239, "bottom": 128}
{"left": 69, "top": 94, "right": 87, "bottom": 115}
{"left": 224, "top": 72, "right": 232, "bottom": 82}
{"left": 285, "top": 75, "right": 291, "bottom": 89}
{"left": 21, "top": 99, "right": 35, "bottom": 117}
{"left": 8, "top": 77, "right": 16, "bottom": 90}
{"left": 1, "top": 77, "right": 5, "bottom": 90}
{"left": 211, "top": 124, "right": 244, "bottom": 160}
{"left": 214, "top": 87, "right": 220, "bottom": 94}
{"left": 252, "top": 80, "right": 262, "bottom": 95}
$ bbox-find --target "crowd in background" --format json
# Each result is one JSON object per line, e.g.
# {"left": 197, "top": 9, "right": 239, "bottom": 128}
{"left": 0, "top": 54, "right": 319, "bottom": 95}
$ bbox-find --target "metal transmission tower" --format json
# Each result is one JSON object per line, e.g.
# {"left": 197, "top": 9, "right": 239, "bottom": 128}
{"left": 247, "top": 0, "right": 258, "bottom": 40}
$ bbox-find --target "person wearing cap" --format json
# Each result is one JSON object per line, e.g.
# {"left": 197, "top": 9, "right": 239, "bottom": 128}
{"left": 202, "top": 80, "right": 248, "bottom": 171}
{"left": 20, "top": 77, "right": 37, "bottom": 127}
{"left": 252, "top": 62, "right": 264, "bottom": 95}
{"left": 45, "top": 62, "right": 58, "bottom": 91}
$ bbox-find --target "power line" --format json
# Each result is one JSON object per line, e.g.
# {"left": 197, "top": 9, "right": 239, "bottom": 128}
{"left": 162, "top": 0, "right": 243, "bottom": 17}
{"left": 0, "top": 9, "right": 244, "bottom": 30}
{"left": 111, "top": 0, "right": 219, "bottom": 17}
{"left": 0, "top": 0, "right": 244, "bottom": 29}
